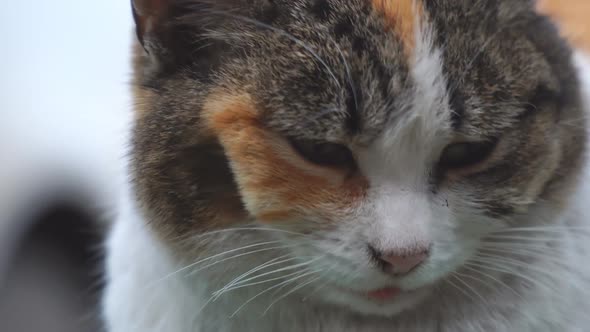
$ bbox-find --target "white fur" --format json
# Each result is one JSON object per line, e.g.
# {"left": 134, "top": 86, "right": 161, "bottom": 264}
{"left": 102, "top": 20, "right": 590, "bottom": 332}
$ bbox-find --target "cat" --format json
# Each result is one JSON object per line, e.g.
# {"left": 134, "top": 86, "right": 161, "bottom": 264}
{"left": 102, "top": 0, "right": 590, "bottom": 331}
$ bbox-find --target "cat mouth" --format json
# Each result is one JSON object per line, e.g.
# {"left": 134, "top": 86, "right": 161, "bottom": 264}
{"left": 335, "top": 285, "right": 414, "bottom": 303}
{"left": 349, "top": 285, "right": 430, "bottom": 304}
{"left": 319, "top": 282, "right": 433, "bottom": 316}
{"left": 364, "top": 287, "right": 402, "bottom": 302}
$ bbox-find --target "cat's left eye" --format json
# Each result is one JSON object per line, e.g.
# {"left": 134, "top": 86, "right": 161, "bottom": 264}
{"left": 289, "top": 139, "right": 356, "bottom": 169}
{"left": 438, "top": 140, "right": 497, "bottom": 171}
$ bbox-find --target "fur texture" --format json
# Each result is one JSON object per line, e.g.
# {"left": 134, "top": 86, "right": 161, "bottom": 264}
{"left": 104, "top": 1, "right": 590, "bottom": 331}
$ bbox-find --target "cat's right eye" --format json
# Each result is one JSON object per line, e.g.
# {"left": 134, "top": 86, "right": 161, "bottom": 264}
{"left": 438, "top": 140, "right": 498, "bottom": 172}
{"left": 288, "top": 139, "right": 356, "bottom": 169}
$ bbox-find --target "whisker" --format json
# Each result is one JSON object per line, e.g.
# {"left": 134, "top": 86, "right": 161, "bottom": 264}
{"left": 190, "top": 226, "right": 310, "bottom": 240}
{"left": 213, "top": 257, "right": 320, "bottom": 298}
{"left": 188, "top": 244, "right": 300, "bottom": 276}
{"left": 451, "top": 273, "right": 486, "bottom": 304}
{"left": 144, "top": 240, "right": 286, "bottom": 288}
{"left": 301, "top": 107, "right": 344, "bottom": 128}
{"left": 474, "top": 253, "right": 569, "bottom": 274}
{"left": 213, "top": 269, "right": 307, "bottom": 302}
{"left": 262, "top": 273, "right": 323, "bottom": 315}
{"left": 461, "top": 265, "right": 522, "bottom": 299}
{"left": 465, "top": 259, "right": 556, "bottom": 293}
{"left": 222, "top": 258, "right": 292, "bottom": 291}
{"left": 301, "top": 260, "right": 341, "bottom": 302}
{"left": 490, "top": 226, "right": 590, "bottom": 234}
{"left": 445, "top": 276, "right": 475, "bottom": 302}
{"left": 448, "top": 20, "right": 518, "bottom": 97}
{"left": 332, "top": 37, "right": 358, "bottom": 111}
{"left": 196, "top": 7, "right": 343, "bottom": 89}
{"left": 478, "top": 245, "right": 568, "bottom": 263}
{"left": 230, "top": 269, "right": 319, "bottom": 318}
{"left": 482, "top": 235, "right": 567, "bottom": 242}
{"left": 169, "top": 225, "right": 311, "bottom": 245}
{"left": 453, "top": 270, "right": 498, "bottom": 294}
{"left": 480, "top": 241, "right": 560, "bottom": 252}
{"left": 196, "top": 269, "right": 309, "bottom": 316}
{"left": 213, "top": 254, "right": 295, "bottom": 297}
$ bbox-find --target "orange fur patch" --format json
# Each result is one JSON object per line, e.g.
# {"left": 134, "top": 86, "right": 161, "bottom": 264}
{"left": 372, "top": 0, "right": 424, "bottom": 55}
{"left": 538, "top": 0, "right": 590, "bottom": 52}
{"left": 203, "top": 92, "right": 367, "bottom": 223}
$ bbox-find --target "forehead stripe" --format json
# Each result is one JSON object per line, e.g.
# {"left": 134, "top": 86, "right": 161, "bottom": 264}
{"left": 371, "top": 0, "right": 424, "bottom": 55}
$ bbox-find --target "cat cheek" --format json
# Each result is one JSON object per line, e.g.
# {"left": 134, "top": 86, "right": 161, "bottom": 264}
{"left": 202, "top": 93, "right": 368, "bottom": 223}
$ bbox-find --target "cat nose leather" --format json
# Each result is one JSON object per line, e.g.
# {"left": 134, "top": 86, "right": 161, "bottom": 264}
{"left": 370, "top": 247, "right": 429, "bottom": 276}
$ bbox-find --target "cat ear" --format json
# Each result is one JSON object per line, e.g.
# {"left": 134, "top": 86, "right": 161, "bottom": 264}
{"left": 131, "top": 0, "right": 278, "bottom": 74}
{"left": 131, "top": 0, "right": 249, "bottom": 72}
{"left": 131, "top": 0, "right": 176, "bottom": 56}
{"left": 131, "top": 0, "right": 160, "bottom": 47}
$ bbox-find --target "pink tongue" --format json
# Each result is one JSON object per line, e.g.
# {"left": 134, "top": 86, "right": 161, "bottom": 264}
{"left": 367, "top": 287, "right": 401, "bottom": 301}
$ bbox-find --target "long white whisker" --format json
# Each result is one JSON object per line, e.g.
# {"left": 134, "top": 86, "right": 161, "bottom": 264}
{"left": 213, "top": 258, "right": 320, "bottom": 298}
{"left": 301, "top": 259, "right": 342, "bottom": 302}
{"left": 188, "top": 244, "right": 300, "bottom": 276}
{"left": 230, "top": 269, "right": 319, "bottom": 318}
{"left": 200, "top": 8, "right": 342, "bottom": 89}
{"left": 475, "top": 252, "right": 569, "bottom": 273}
{"left": 479, "top": 241, "right": 560, "bottom": 251}
{"left": 262, "top": 273, "right": 323, "bottom": 315}
{"left": 461, "top": 265, "right": 522, "bottom": 299}
{"left": 445, "top": 275, "right": 475, "bottom": 302}
{"left": 144, "top": 241, "right": 285, "bottom": 288}
{"left": 478, "top": 246, "right": 568, "bottom": 265}
{"left": 491, "top": 226, "right": 590, "bottom": 233}
{"left": 189, "top": 227, "right": 309, "bottom": 240}
{"left": 213, "top": 269, "right": 307, "bottom": 301}
{"left": 169, "top": 225, "right": 310, "bottom": 244}
{"left": 333, "top": 37, "right": 358, "bottom": 111}
{"left": 453, "top": 270, "right": 497, "bottom": 295}
{"left": 213, "top": 254, "right": 295, "bottom": 297}
{"left": 451, "top": 274, "right": 486, "bottom": 304}
{"left": 482, "top": 235, "right": 567, "bottom": 242}
{"left": 465, "top": 260, "right": 556, "bottom": 292}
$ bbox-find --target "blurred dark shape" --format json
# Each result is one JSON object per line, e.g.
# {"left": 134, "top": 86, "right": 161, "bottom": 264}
{"left": 0, "top": 203, "right": 105, "bottom": 332}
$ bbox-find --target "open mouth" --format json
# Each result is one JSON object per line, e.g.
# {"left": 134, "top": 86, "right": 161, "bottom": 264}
{"left": 355, "top": 285, "right": 429, "bottom": 304}
{"left": 365, "top": 287, "right": 402, "bottom": 302}
{"left": 319, "top": 282, "right": 433, "bottom": 317}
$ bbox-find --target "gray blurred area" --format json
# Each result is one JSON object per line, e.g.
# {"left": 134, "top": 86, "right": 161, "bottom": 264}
{"left": 0, "top": 204, "right": 104, "bottom": 332}
{"left": 0, "top": 1, "right": 132, "bottom": 332}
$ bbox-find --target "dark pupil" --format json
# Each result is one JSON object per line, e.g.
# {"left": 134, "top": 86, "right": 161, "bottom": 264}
{"left": 439, "top": 141, "right": 497, "bottom": 170}
{"left": 290, "top": 140, "right": 355, "bottom": 168}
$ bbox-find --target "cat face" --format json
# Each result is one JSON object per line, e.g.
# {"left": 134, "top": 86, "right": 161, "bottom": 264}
{"left": 130, "top": 0, "right": 586, "bottom": 316}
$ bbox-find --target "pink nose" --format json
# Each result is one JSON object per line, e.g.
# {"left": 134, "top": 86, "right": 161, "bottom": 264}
{"left": 371, "top": 247, "right": 429, "bottom": 275}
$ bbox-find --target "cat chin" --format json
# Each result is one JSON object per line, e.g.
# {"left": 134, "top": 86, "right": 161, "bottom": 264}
{"left": 318, "top": 285, "right": 432, "bottom": 317}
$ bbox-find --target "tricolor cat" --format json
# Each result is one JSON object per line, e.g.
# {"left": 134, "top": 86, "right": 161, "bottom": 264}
{"left": 103, "top": 0, "right": 590, "bottom": 331}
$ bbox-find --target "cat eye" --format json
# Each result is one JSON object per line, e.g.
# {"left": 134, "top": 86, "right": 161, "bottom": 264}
{"left": 438, "top": 140, "right": 498, "bottom": 171}
{"left": 289, "top": 139, "right": 356, "bottom": 169}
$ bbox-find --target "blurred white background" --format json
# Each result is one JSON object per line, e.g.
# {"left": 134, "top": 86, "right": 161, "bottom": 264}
{"left": 0, "top": 1, "right": 133, "bottom": 331}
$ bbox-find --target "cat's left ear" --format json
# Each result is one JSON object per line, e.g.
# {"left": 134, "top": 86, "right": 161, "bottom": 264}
{"left": 131, "top": 0, "right": 171, "bottom": 54}
{"left": 131, "top": 0, "right": 249, "bottom": 71}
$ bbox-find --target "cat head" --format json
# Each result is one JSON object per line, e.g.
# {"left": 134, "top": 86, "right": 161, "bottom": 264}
{"left": 130, "top": 0, "right": 587, "bottom": 316}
